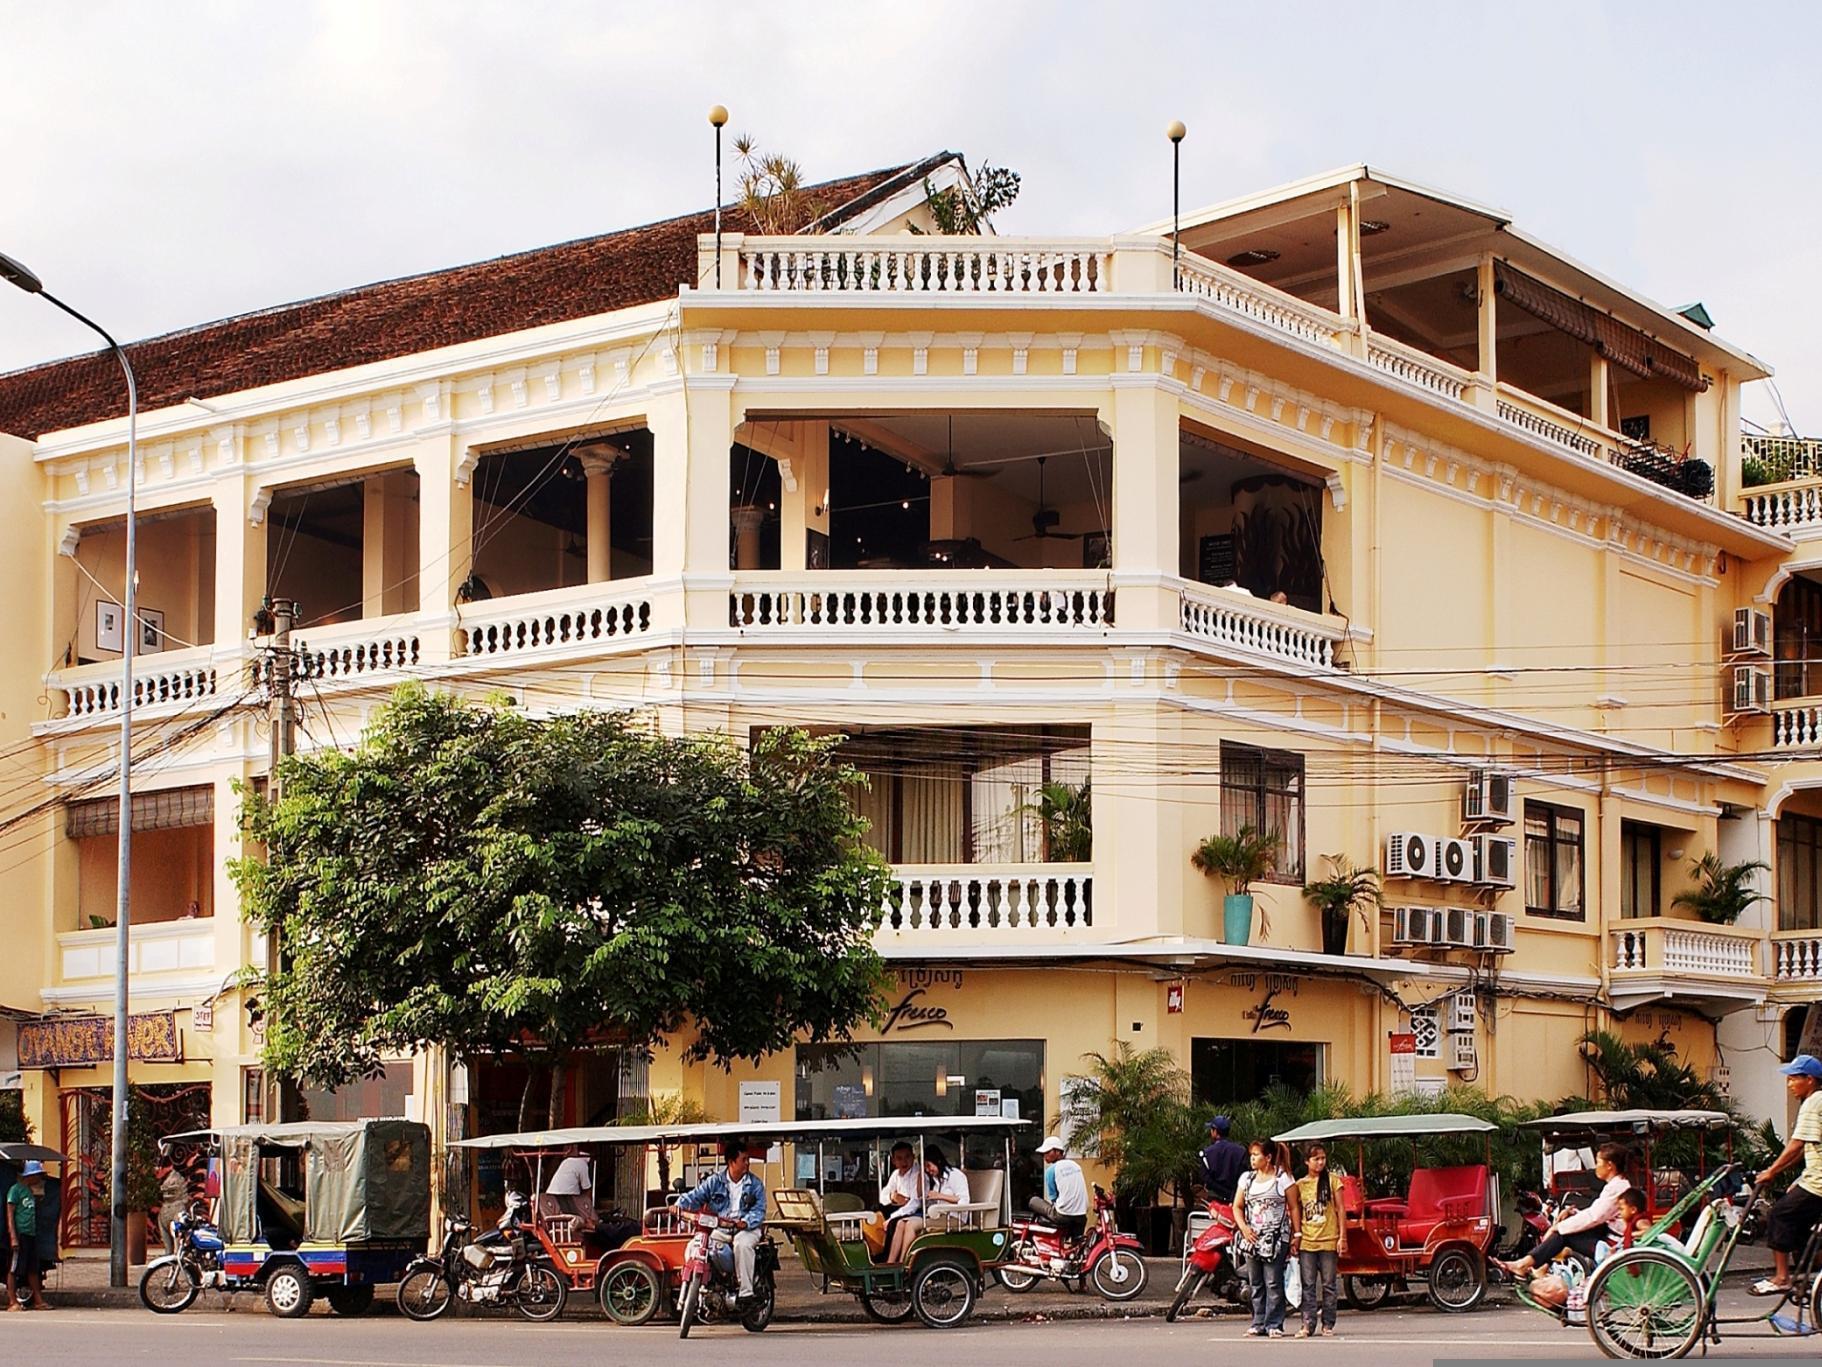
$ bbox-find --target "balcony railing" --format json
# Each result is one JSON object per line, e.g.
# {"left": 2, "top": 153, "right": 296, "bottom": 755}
{"left": 1177, "top": 582, "right": 1345, "bottom": 669}
{"left": 729, "top": 571, "right": 1114, "bottom": 635}
{"left": 1611, "top": 921, "right": 1760, "bottom": 979}
{"left": 1772, "top": 930, "right": 1822, "bottom": 984}
{"left": 1174, "top": 253, "right": 1348, "bottom": 348}
{"left": 1742, "top": 479, "right": 1822, "bottom": 535}
{"left": 1771, "top": 700, "right": 1822, "bottom": 750}
{"left": 877, "top": 864, "right": 1093, "bottom": 940}
{"left": 458, "top": 580, "right": 661, "bottom": 662}
{"left": 58, "top": 918, "right": 215, "bottom": 987}
{"left": 1497, "top": 387, "right": 1715, "bottom": 503}
{"left": 738, "top": 237, "right": 1110, "bottom": 295}
{"left": 1366, "top": 336, "right": 1470, "bottom": 401}
{"left": 53, "top": 646, "right": 218, "bottom": 722}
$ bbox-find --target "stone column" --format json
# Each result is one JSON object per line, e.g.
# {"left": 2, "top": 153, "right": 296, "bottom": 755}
{"left": 1108, "top": 378, "right": 1178, "bottom": 629}
{"left": 211, "top": 480, "right": 267, "bottom": 656}
{"left": 579, "top": 448, "right": 616, "bottom": 584}
{"left": 778, "top": 421, "right": 830, "bottom": 571}
{"left": 730, "top": 504, "right": 766, "bottom": 571}
{"left": 1589, "top": 352, "right": 1611, "bottom": 430}
{"left": 414, "top": 436, "right": 472, "bottom": 664}
{"left": 1470, "top": 252, "right": 1499, "bottom": 412}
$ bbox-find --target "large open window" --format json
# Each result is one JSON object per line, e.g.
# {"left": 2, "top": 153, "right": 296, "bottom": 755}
{"left": 835, "top": 725, "right": 1091, "bottom": 864}
{"left": 66, "top": 787, "right": 213, "bottom": 930}
{"left": 733, "top": 413, "right": 1112, "bottom": 573}
{"left": 1179, "top": 429, "right": 1326, "bottom": 613}
{"left": 463, "top": 428, "right": 654, "bottom": 601}
{"left": 266, "top": 468, "right": 421, "bottom": 624}
{"left": 1780, "top": 812, "right": 1822, "bottom": 931}
{"left": 66, "top": 504, "right": 215, "bottom": 663}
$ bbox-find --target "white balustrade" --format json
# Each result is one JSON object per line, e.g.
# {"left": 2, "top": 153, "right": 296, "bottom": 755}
{"left": 1174, "top": 255, "right": 1345, "bottom": 347}
{"left": 59, "top": 918, "right": 215, "bottom": 985}
{"left": 740, "top": 237, "right": 1108, "bottom": 295}
{"left": 293, "top": 623, "right": 421, "bottom": 682}
{"left": 1773, "top": 933, "right": 1822, "bottom": 982}
{"left": 1497, "top": 398, "right": 1604, "bottom": 459}
{"left": 1662, "top": 928, "right": 1758, "bottom": 976}
{"left": 879, "top": 866, "right": 1093, "bottom": 936}
{"left": 1178, "top": 584, "right": 1342, "bottom": 668}
{"left": 58, "top": 650, "right": 218, "bottom": 721}
{"left": 1773, "top": 704, "right": 1822, "bottom": 749}
{"left": 730, "top": 574, "right": 1112, "bottom": 634}
{"left": 460, "top": 585, "right": 657, "bottom": 659}
{"left": 1743, "top": 482, "right": 1822, "bottom": 534}
{"left": 1367, "top": 341, "right": 1468, "bottom": 401}
{"left": 1612, "top": 923, "right": 1759, "bottom": 979}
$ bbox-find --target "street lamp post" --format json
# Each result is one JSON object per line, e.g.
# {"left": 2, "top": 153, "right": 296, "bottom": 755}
{"left": 709, "top": 105, "right": 729, "bottom": 288}
{"left": 1167, "top": 121, "right": 1187, "bottom": 288}
{"left": 1, "top": 250, "right": 139, "bottom": 1290}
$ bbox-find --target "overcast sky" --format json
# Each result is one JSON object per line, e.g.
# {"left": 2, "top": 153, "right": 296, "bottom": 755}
{"left": 1, "top": 1, "right": 1816, "bottom": 431}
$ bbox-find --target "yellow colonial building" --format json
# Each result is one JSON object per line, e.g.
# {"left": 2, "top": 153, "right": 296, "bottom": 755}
{"left": 1, "top": 154, "right": 1816, "bottom": 1237}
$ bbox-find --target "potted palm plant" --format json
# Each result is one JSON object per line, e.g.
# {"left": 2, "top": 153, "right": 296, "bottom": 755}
{"left": 1302, "top": 855, "right": 1383, "bottom": 956}
{"left": 1670, "top": 853, "right": 1768, "bottom": 925}
{"left": 1191, "top": 826, "right": 1279, "bottom": 945}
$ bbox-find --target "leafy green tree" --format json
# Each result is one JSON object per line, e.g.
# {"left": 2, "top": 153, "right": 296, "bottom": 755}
{"left": 235, "top": 686, "right": 892, "bottom": 1126}
{"left": 0, "top": 1090, "right": 27, "bottom": 1144}
{"left": 918, "top": 162, "right": 1022, "bottom": 235}
{"left": 1060, "top": 1043, "right": 1204, "bottom": 1245}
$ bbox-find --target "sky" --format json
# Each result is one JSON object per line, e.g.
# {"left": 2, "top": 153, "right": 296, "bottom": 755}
{"left": 1, "top": 0, "right": 1817, "bottom": 431}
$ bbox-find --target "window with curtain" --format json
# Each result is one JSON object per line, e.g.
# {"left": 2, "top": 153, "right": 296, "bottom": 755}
{"left": 1779, "top": 814, "right": 1822, "bottom": 931}
{"left": 1525, "top": 801, "right": 1585, "bottom": 919}
{"left": 1620, "top": 821, "right": 1662, "bottom": 919}
{"left": 1774, "top": 577, "right": 1822, "bottom": 701}
{"left": 1219, "top": 742, "right": 1304, "bottom": 881}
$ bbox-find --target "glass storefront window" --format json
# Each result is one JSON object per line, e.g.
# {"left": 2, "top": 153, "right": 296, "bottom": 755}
{"left": 1190, "top": 1037, "right": 1324, "bottom": 1106}
{"left": 795, "top": 1040, "right": 1044, "bottom": 1209}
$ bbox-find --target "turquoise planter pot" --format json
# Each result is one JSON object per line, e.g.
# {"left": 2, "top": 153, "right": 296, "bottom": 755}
{"left": 1222, "top": 893, "right": 1254, "bottom": 946}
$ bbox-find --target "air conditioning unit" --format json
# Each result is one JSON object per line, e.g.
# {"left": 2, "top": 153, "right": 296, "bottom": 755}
{"left": 1733, "top": 607, "right": 1772, "bottom": 657}
{"left": 1462, "top": 770, "right": 1516, "bottom": 827}
{"left": 1385, "top": 832, "right": 1437, "bottom": 880}
{"left": 1450, "top": 1031, "right": 1478, "bottom": 1073}
{"left": 1393, "top": 906, "right": 1440, "bottom": 946}
{"left": 1483, "top": 911, "right": 1517, "bottom": 954}
{"left": 1441, "top": 906, "right": 1474, "bottom": 947}
{"left": 1438, "top": 837, "right": 1474, "bottom": 883}
{"left": 1470, "top": 835, "right": 1518, "bottom": 889}
{"left": 1731, "top": 664, "right": 1772, "bottom": 715}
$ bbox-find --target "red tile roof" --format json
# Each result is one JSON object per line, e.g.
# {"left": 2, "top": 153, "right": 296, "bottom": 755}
{"left": 0, "top": 154, "right": 954, "bottom": 441}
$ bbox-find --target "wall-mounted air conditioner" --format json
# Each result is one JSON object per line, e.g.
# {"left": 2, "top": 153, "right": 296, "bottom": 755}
{"left": 1438, "top": 837, "right": 1474, "bottom": 883}
{"left": 1462, "top": 770, "right": 1516, "bottom": 827}
{"left": 1733, "top": 608, "right": 1772, "bottom": 657}
{"left": 1470, "top": 835, "right": 1518, "bottom": 890}
{"left": 1393, "top": 906, "right": 1440, "bottom": 946}
{"left": 1386, "top": 832, "right": 1437, "bottom": 879}
{"left": 1483, "top": 911, "right": 1517, "bottom": 953}
{"left": 1731, "top": 664, "right": 1772, "bottom": 715}
{"left": 1441, "top": 906, "right": 1475, "bottom": 947}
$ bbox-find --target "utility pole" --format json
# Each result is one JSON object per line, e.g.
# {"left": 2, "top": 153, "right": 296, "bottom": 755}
{"left": 267, "top": 599, "right": 297, "bottom": 789}
{"left": 263, "top": 598, "right": 299, "bottom": 1121}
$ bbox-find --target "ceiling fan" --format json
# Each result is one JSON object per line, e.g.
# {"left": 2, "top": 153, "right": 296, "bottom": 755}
{"left": 935, "top": 416, "right": 994, "bottom": 479}
{"left": 1015, "top": 456, "right": 1086, "bottom": 541}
